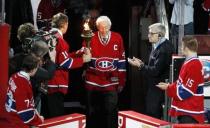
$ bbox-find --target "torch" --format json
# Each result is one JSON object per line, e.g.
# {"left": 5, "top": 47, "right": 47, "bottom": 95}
{"left": 81, "top": 19, "right": 94, "bottom": 48}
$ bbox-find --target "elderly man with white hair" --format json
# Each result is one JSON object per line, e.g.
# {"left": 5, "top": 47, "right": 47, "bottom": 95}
{"left": 84, "top": 16, "right": 126, "bottom": 128}
{"left": 128, "top": 23, "right": 174, "bottom": 119}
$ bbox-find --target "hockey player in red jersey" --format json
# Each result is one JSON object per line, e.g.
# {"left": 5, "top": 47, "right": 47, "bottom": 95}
{"left": 4, "top": 55, "right": 44, "bottom": 128}
{"left": 36, "top": 0, "right": 66, "bottom": 30}
{"left": 84, "top": 16, "right": 126, "bottom": 128}
{"left": 157, "top": 36, "right": 204, "bottom": 123}
{"left": 47, "top": 13, "right": 92, "bottom": 118}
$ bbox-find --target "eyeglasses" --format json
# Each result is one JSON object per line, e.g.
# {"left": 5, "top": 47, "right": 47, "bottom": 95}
{"left": 148, "top": 32, "right": 158, "bottom": 35}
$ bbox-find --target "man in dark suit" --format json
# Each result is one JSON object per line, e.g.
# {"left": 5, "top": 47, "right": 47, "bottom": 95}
{"left": 128, "top": 23, "right": 174, "bottom": 118}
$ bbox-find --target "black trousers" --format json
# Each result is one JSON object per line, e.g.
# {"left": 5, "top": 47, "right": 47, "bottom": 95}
{"left": 178, "top": 115, "right": 198, "bottom": 124}
{"left": 86, "top": 90, "right": 118, "bottom": 128}
{"left": 47, "top": 92, "right": 64, "bottom": 118}
{"left": 145, "top": 87, "right": 164, "bottom": 119}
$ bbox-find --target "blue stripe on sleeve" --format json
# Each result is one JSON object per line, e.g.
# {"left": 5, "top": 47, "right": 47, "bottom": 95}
{"left": 112, "top": 60, "right": 118, "bottom": 69}
{"left": 118, "top": 60, "right": 126, "bottom": 70}
{"left": 5, "top": 94, "right": 16, "bottom": 112}
{"left": 89, "top": 59, "right": 96, "bottom": 68}
{"left": 197, "top": 85, "right": 203, "bottom": 94}
{"left": 178, "top": 85, "right": 193, "bottom": 100}
{"left": 60, "top": 58, "right": 73, "bottom": 69}
{"left": 18, "top": 109, "right": 35, "bottom": 123}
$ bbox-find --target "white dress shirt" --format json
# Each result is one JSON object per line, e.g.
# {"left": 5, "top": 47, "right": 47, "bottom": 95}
{"left": 169, "top": 0, "right": 194, "bottom": 25}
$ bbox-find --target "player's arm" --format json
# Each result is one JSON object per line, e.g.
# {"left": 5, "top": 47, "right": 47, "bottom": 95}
{"left": 167, "top": 64, "right": 202, "bottom": 101}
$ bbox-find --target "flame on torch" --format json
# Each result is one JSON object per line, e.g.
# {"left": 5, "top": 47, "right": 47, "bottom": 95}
{"left": 81, "top": 18, "right": 94, "bottom": 48}
{"left": 83, "top": 22, "right": 90, "bottom": 31}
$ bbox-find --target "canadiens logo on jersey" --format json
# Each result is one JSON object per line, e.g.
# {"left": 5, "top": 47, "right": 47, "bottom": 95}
{"left": 95, "top": 57, "right": 117, "bottom": 71}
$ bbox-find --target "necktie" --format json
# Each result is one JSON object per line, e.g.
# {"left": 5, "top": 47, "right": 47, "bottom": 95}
{"left": 102, "top": 38, "right": 107, "bottom": 44}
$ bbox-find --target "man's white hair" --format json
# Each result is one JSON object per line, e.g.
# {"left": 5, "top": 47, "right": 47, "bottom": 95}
{"left": 149, "top": 23, "right": 166, "bottom": 37}
{"left": 96, "top": 16, "right": 112, "bottom": 30}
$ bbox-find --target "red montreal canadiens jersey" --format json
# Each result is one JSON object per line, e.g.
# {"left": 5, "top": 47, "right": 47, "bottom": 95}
{"left": 37, "top": 0, "right": 66, "bottom": 30}
{"left": 167, "top": 57, "right": 205, "bottom": 123}
{"left": 47, "top": 30, "right": 83, "bottom": 94}
{"left": 4, "top": 71, "right": 42, "bottom": 128}
{"left": 85, "top": 31, "right": 126, "bottom": 91}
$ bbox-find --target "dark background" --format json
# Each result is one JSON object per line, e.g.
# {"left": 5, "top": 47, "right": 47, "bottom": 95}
{"left": 4, "top": 0, "right": 209, "bottom": 116}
